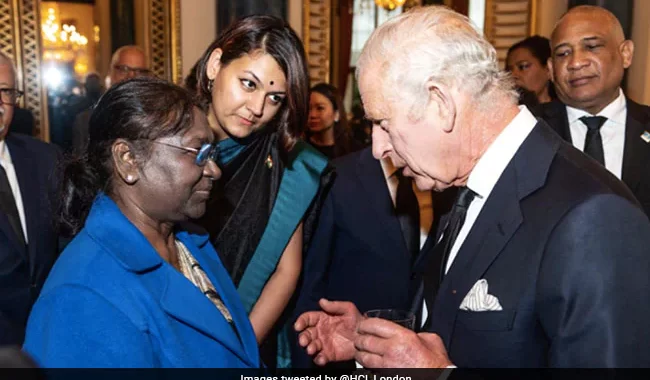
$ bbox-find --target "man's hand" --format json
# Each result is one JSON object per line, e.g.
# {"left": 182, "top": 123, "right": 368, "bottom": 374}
{"left": 354, "top": 317, "right": 454, "bottom": 368}
{"left": 294, "top": 299, "right": 363, "bottom": 366}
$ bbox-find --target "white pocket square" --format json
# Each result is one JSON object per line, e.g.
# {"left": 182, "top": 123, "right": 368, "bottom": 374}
{"left": 459, "top": 279, "right": 503, "bottom": 311}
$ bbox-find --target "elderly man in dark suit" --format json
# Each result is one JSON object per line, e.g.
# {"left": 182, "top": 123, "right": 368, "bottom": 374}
{"left": 534, "top": 5, "right": 650, "bottom": 218}
{"left": 0, "top": 52, "right": 61, "bottom": 345}
{"left": 294, "top": 5, "right": 650, "bottom": 368}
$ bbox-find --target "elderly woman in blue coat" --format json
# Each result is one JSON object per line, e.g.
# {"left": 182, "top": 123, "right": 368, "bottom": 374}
{"left": 22, "top": 77, "right": 260, "bottom": 368}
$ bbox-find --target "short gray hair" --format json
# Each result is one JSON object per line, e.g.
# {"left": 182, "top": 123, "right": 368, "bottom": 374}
{"left": 0, "top": 51, "right": 17, "bottom": 82}
{"left": 356, "top": 5, "right": 517, "bottom": 112}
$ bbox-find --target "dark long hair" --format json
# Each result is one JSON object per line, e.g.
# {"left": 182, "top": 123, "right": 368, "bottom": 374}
{"left": 58, "top": 77, "right": 198, "bottom": 236}
{"left": 195, "top": 15, "right": 309, "bottom": 159}
{"left": 507, "top": 35, "right": 557, "bottom": 100}
{"left": 307, "top": 83, "right": 353, "bottom": 158}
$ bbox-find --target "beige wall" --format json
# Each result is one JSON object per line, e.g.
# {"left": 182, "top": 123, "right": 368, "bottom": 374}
{"left": 180, "top": 0, "right": 217, "bottom": 79}
{"left": 627, "top": 0, "right": 650, "bottom": 105}
{"left": 288, "top": 0, "right": 303, "bottom": 39}
{"left": 532, "top": 0, "right": 567, "bottom": 38}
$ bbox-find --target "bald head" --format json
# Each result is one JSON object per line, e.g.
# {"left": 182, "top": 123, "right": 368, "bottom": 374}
{"left": 107, "top": 45, "right": 150, "bottom": 87}
{"left": 553, "top": 6, "right": 625, "bottom": 45}
{"left": 549, "top": 5, "right": 634, "bottom": 114}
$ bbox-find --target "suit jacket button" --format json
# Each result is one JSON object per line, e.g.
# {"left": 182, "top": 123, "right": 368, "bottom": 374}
{"left": 452, "top": 290, "right": 457, "bottom": 294}
{"left": 411, "top": 273, "right": 417, "bottom": 279}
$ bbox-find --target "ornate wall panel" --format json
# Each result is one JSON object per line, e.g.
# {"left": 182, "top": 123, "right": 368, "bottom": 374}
{"left": 1, "top": 0, "right": 48, "bottom": 140}
{"left": 484, "top": 0, "right": 535, "bottom": 68}
{"left": 146, "top": 0, "right": 182, "bottom": 84}
{"left": 303, "top": 0, "right": 332, "bottom": 85}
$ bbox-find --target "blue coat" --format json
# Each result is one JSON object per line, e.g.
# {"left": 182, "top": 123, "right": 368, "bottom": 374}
{"left": 23, "top": 194, "right": 260, "bottom": 368}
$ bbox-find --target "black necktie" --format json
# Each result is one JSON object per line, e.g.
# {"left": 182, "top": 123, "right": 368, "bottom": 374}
{"left": 580, "top": 116, "right": 607, "bottom": 166}
{"left": 0, "top": 164, "right": 25, "bottom": 246}
{"left": 395, "top": 169, "right": 420, "bottom": 261}
{"left": 422, "top": 186, "right": 476, "bottom": 329}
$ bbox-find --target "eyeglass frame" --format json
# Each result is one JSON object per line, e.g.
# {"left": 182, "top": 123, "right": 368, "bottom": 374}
{"left": 0, "top": 88, "right": 24, "bottom": 106}
{"left": 151, "top": 140, "right": 220, "bottom": 167}
{"left": 112, "top": 64, "right": 153, "bottom": 77}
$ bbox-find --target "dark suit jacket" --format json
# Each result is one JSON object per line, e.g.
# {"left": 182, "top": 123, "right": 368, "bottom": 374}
{"left": 416, "top": 121, "right": 650, "bottom": 367}
{"left": 9, "top": 108, "right": 35, "bottom": 137}
{"left": 292, "top": 147, "right": 453, "bottom": 368}
{"left": 533, "top": 99, "right": 650, "bottom": 217}
{"left": 0, "top": 133, "right": 61, "bottom": 345}
{"left": 71, "top": 109, "right": 91, "bottom": 155}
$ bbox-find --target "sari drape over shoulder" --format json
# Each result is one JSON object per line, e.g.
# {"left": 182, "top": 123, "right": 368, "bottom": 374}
{"left": 197, "top": 131, "right": 334, "bottom": 367}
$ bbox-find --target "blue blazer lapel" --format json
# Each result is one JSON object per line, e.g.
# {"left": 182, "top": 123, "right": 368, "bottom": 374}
{"left": 429, "top": 123, "right": 558, "bottom": 346}
{"left": 355, "top": 149, "right": 409, "bottom": 260}
{"left": 175, "top": 230, "right": 258, "bottom": 367}
{"left": 86, "top": 196, "right": 258, "bottom": 367}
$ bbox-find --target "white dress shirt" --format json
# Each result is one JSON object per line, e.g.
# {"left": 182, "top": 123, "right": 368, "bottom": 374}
{"left": 444, "top": 106, "right": 537, "bottom": 273}
{"left": 0, "top": 139, "right": 28, "bottom": 243}
{"left": 380, "top": 157, "right": 433, "bottom": 249}
{"left": 421, "top": 106, "right": 537, "bottom": 327}
{"left": 566, "top": 88, "right": 627, "bottom": 179}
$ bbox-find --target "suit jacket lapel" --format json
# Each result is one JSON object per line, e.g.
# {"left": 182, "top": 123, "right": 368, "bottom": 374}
{"left": 538, "top": 101, "right": 572, "bottom": 144}
{"left": 3, "top": 136, "right": 34, "bottom": 259}
{"left": 429, "top": 123, "right": 559, "bottom": 346}
{"left": 621, "top": 99, "right": 650, "bottom": 193}
{"left": 356, "top": 149, "right": 410, "bottom": 260}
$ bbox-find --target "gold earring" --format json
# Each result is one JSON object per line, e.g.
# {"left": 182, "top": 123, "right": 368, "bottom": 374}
{"left": 208, "top": 80, "right": 214, "bottom": 92}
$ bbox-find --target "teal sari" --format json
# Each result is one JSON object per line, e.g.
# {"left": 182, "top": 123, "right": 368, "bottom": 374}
{"left": 198, "top": 131, "right": 332, "bottom": 368}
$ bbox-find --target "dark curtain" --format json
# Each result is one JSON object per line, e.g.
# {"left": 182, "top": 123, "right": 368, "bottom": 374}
{"left": 218, "top": 0, "right": 287, "bottom": 34}
{"left": 110, "top": 0, "right": 135, "bottom": 53}
{"left": 337, "top": 0, "right": 354, "bottom": 94}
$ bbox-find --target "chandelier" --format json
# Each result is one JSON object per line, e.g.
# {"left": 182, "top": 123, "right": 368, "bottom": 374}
{"left": 374, "top": 0, "right": 406, "bottom": 11}
{"left": 41, "top": 7, "right": 89, "bottom": 62}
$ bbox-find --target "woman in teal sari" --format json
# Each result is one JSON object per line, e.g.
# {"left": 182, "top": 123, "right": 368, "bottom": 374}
{"left": 194, "top": 16, "right": 332, "bottom": 368}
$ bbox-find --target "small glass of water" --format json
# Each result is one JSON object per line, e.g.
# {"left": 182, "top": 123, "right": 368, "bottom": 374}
{"left": 356, "top": 309, "right": 416, "bottom": 368}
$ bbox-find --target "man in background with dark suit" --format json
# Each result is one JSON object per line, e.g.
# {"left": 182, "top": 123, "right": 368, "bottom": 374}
{"left": 0, "top": 52, "right": 61, "bottom": 345}
{"left": 292, "top": 145, "right": 454, "bottom": 368}
{"left": 535, "top": 5, "right": 650, "bottom": 217}
{"left": 294, "top": 5, "right": 650, "bottom": 368}
{"left": 72, "top": 45, "right": 149, "bottom": 154}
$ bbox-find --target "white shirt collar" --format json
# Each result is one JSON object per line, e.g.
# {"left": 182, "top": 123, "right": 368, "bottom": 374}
{"left": 566, "top": 88, "right": 627, "bottom": 125}
{"left": 0, "top": 139, "right": 8, "bottom": 168}
{"left": 380, "top": 156, "right": 398, "bottom": 179}
{"left": 467, "top": 106, "right": 538, "bottom": 200}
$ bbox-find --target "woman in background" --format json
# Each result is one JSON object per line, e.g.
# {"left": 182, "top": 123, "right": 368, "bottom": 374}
{"left": 23, "top": 77, "right": 260, "bottom": 368}
{"left": 506, "top": 35, "right": 557, "bottom": 106}
{"left": 306, "top": 83, "right": 356, "bottom": 160}
{"left": 195, "top": 15, "right": 333, "bottom": 368}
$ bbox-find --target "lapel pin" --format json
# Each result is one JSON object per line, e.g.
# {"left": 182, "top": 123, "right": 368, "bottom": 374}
{"left": 641, "top": 131, "right": 650, "bottom": 143}
{"left": 265, "top": 154, "right": 273, "bottom": 169}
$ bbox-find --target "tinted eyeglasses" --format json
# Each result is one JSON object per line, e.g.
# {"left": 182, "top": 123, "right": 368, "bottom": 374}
{"left": 0, "top": 88, "right": 24, "bottom": 105}
{"left": 152, "top": 141, "right": 219, "bottom": 166}
{"left": 113, "top": 64, "right": 153, "bottom": 77}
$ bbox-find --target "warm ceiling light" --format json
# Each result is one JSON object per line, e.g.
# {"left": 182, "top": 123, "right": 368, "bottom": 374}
{"left": 374, "top": 0, "right": 406, "bottom": 11}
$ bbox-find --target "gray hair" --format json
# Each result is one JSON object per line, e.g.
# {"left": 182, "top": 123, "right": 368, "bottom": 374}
{"left": 0, "top": 51, "right": 17, "bottom": 82}
{"left": 356, "top": 5, "right": 517, "bottom": 113}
